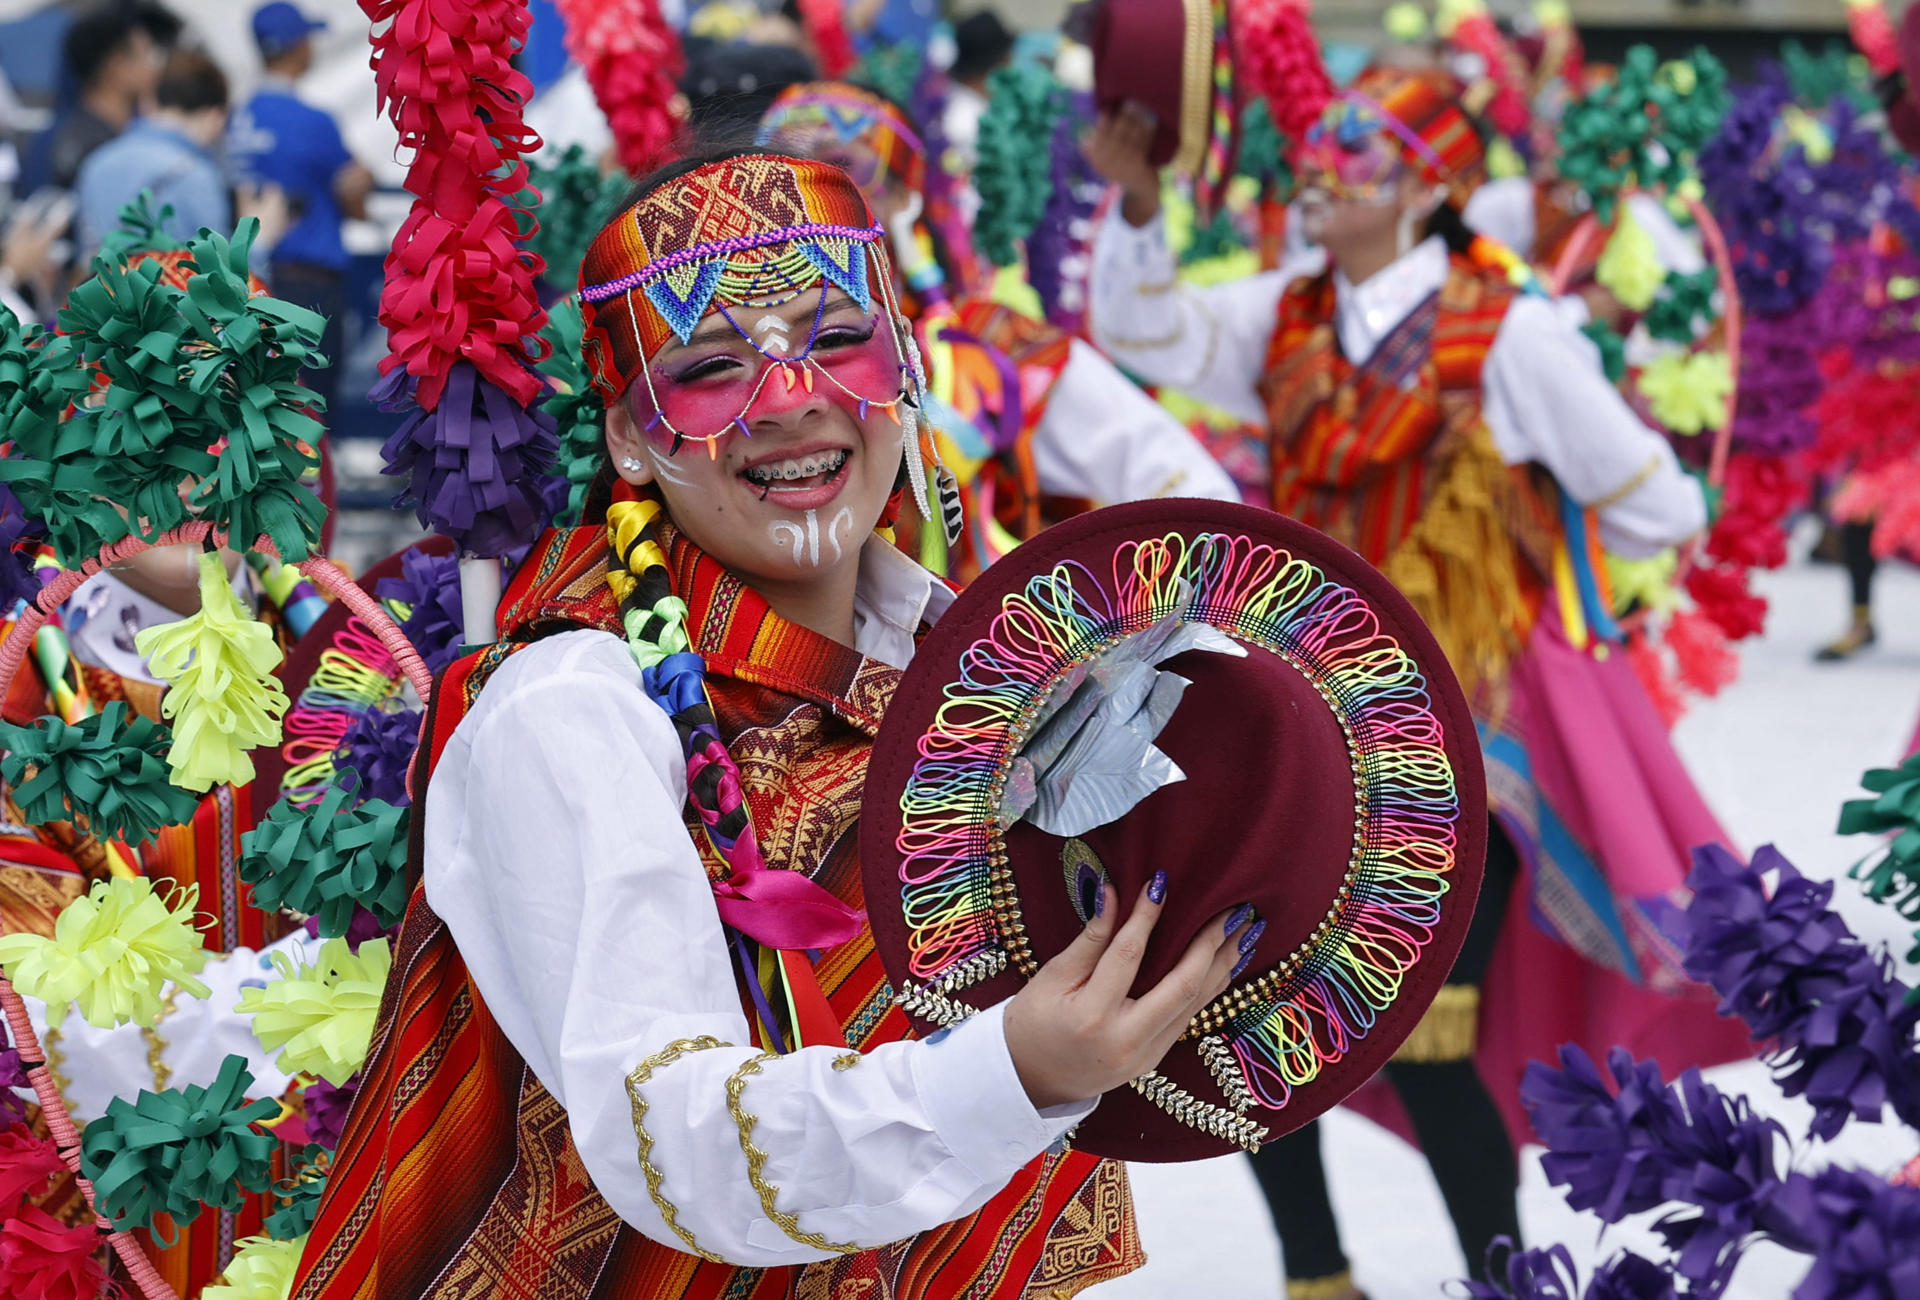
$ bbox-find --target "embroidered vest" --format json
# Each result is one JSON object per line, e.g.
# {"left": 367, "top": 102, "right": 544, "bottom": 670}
{"left": 1257, "top": 258, "right": 1559, "bottom": 703}
{"left": 292, "top": 526, "right": 1143, "bottom": 1300}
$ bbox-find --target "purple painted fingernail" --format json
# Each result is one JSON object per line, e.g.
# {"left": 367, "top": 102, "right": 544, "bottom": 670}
{"left": 1231, "top": 950, "right": 1255, "bottom": 981}
{"left": 1238, "top": 920, "right": 1267, "bottom": 955}
{"left": 1225, "top": 904, "right": 1254, "bottom": 938}
{"left": 1147, "top": 870, "right": 1168, "bottom": 905}
{"left": 1094, "top": 884, "right": 1107, "bottom": 918}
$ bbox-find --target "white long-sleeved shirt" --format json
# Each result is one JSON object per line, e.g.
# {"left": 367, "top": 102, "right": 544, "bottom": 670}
{"left": 1029, "top": 339, "right": 1241, "bottom": 506}
{"left": 1461, "top": 177, "right": 1706, "bottom": 276}
{"left": 424, "top": 536, "right": 1096, "bottom": 1268}
{"left": 1088, "top": 208, "right": 1706, "bottom": 557}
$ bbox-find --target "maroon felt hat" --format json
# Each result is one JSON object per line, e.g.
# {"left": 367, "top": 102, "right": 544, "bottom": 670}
{"left": 1890, "top": 1, "right": 1920, "bottom": 156}
{"left": 1091, "top": 0, "right": 1222, "bottom": 174}
{"left": 860, "top": 499, "right": 1488, "bottom": 1162}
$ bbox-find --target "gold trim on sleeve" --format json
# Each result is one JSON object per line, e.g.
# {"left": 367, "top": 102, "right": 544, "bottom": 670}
{"left": 726, "top": 1052, "right": 861, "bottom": 1255}
{"left": 1590, "top": 452, "right": 1664, "bottom": 512}
{"left": 626, "top": 1035, "right": 731, "bottom": 1262}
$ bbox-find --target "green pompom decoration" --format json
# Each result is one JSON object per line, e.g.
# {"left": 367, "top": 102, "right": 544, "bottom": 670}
{"left": 518, "top": 145, "right": 629, "bottom": 291}
{"left": 850, "top": 42, "right": 923, "bottom": 112}
{"left": 1235, "top": 98, "right": 1293, "bottom": 194}
{"left": 1643, "top": 267, "right": 1721, "bottom": 344}
{"left": 1780, "top": 39, "right": 1871, "bottom": 111}
{"left": 0, "top": 702, "right": 200, "bottom": 845}
{"left": 973, "top": 63, "right": 1063, "bottom": 267}
{"left": 1580, "top": 319, "right": 1629, "bottom": 384}
{"left": 1556, "top": 45, "right": 1729, "bottom": 223}
{"left": 1839, "top": 750, "right": 1920, "bottom": 969}
{"left": 537, "top": 298, "right": 608, "bottom": 528}
{"left": 100, "top": 191, "right": 186, "bottom": 264}
{"left": 78, "top": 1054, "right": 280, "bottom": 1233}
{"left": 1181, "top": 209, "right": 1247, "bottom": 266}
{"left": 0, "top": 218, "right": 326, "bottom": 568}
{"left": 240, "top": 784, "right": 411, "bottom": 936}
{"left": 265, "top": 1147, "right": 329, "bottom": 1241}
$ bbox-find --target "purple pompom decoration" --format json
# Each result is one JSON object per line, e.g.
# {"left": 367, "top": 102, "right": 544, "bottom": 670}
{"left": 0, "top": 1043, "right": 29, "bottom": 1131}
{"left": 1027, "top": 92, "right": 1101, "bottom": 330}
{"left": 376, "top": 546, "right": 464, "bottom": 677}
{"left": 1584, "top": 1254, "right": 1682, "bottom": 1300}
{"left": 380, "top": 360, "right": 563, "bottom": 558}
{"left": 1460, "top": 1244, "right": 1678, "bottom": 1300}
{"left": 1524, "top": 1044, "right": 1790, "bottom": 1295}
{"left": 304, "top": 1072, "right": 360, "bottom": 1151}
{"left": 334, "top": 703, "right": 422, "bottom": 807}
{"left": 0, "top": 484, "right": 48, "bottom": 612}
{"left": 1771, "top": 1167, "right": 1920, "bottom": 1300}
{"left": 1523, "top": 1044, "right": 1689, "bottom": 1223}
{"left": 1674, "top": 844, "right": 1920, "bottom": 1140}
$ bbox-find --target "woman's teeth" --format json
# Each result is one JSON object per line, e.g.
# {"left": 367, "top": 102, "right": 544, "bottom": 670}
{"left": 743, "top": 449, "right": 850, "bottom": 487}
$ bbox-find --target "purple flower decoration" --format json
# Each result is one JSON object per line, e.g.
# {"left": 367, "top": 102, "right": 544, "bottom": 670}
{"left": 0, "top": 1043, "right": 30, "bottom": 1130}
{"left": 1770, "top": 1167, "right": 1920, "bottom": 1299}
{"left": 1459, "top": 1244, "right": 1678, "bottom": 1300}
{"left": 379, "top": 361, "right": 563, "bottom": 559}
{"left": 334, "top": 703, "right": 422, "bottom": 807}
{"left": 1524, "top": 1044, "right": 1789, "bottom": 1295}
{"left": 0, "top": 484, "right": 48, "bottom": 612}
{"left": 1027, "top": 93, "right": 1101, "bottom": 330}
{"left": 376, "top": 546, "right": 464, "bottom": 677}
{"left": 304, "top": 1072, "right": 360, "bottom": 1151}
{"left": 1673, "top": 844, "right": 1920, "bottom": 1140}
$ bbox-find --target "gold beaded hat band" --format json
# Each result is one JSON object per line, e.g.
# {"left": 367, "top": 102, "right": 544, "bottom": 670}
{"left": 859, "top": 499, "right": 1489, "bottom": 1161}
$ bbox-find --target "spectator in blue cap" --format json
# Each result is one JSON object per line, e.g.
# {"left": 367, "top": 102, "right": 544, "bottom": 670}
{"left": 229, "top": 0, "right": 373, "bottom": 418}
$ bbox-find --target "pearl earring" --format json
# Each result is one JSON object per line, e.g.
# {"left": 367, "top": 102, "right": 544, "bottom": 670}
{"left": 620, "top": 456, "right": 644, "bottom": 473}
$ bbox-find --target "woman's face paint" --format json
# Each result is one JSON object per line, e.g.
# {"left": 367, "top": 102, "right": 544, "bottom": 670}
{"left": 604, "top": 286, "right": 914, "bottom": 598}
{"left": 629, "top": 283, "right": 910, "bottom": 458}
{"left": 1297, "top": 101, "right": 1405, "bottom": 205}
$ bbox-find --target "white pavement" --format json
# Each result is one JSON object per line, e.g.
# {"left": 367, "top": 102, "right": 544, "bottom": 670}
{"left": 1094, "top": 538, "right": 1920, "bottom": 1300}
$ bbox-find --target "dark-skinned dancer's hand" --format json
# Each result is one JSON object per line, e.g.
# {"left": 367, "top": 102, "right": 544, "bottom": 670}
{"left": 1002, "top": 872, "right": 1259, "bottom": 1110}
{"left": 1082, "top": 102, "right": 1164, "bottom": 229}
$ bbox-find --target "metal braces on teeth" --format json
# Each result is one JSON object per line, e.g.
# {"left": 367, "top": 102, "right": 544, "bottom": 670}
{"left": 745, "top": 449, "right": 850, "bottom": 483}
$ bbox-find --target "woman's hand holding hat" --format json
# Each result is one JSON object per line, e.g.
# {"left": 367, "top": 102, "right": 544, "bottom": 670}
{"left": 1003, "top": 876, "right": 1252, "bottom": 1111}
{"left": 1083, "top": 104, "right": 1164, "bottom": 228}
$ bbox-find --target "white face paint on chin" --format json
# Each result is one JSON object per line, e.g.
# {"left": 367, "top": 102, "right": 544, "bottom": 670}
{"left": 768, "top": 506, "right": 857, "bottom": 568}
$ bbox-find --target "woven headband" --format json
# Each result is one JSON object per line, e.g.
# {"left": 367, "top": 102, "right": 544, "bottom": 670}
{"left": 577, "top": 153, "right": 890, "bottom": 396}
{"left": 758, "top": 83, "right": 929, "bottom": 199}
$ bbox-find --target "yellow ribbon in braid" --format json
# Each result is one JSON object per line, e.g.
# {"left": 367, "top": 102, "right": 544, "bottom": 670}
{"left": 607, "top": 498, "right": 692, "bottom": 667}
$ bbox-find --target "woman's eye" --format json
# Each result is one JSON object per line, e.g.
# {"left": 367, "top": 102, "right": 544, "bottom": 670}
{"left": 671, "top": 356, "right": 743, "bottom": 383}
{"left": 816, "top": 325, "right": 876, "bottom": 352}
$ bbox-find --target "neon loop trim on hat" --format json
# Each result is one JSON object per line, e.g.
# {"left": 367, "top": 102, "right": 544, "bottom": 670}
{"left": 893, "top": 530, "right": 1461, "bottom": 1114}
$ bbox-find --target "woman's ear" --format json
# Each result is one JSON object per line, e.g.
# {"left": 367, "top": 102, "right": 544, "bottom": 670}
{"left": 604, "top": 398, "right": 657, "bottom": 486}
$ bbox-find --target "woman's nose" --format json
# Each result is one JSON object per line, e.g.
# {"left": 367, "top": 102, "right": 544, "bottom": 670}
{"left": 744, "top": 360, "right": 832, "bottom": 430}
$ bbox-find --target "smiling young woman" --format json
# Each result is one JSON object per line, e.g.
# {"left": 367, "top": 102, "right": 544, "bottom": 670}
{"left": 289, "top": 150, "right": 1249, "bottom": 1300}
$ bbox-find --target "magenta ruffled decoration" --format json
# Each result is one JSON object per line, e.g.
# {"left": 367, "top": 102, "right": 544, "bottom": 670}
{"left": 334, "top": 704, "right": 421, "bottom": 808}
{"left": 1675, "top": 843, "right": 1920, "bottom": 1140}
{"left": 375, "top": 546, "right": 464, "bottom": 676}
{"left": 0, "top": 485, "right": 47, "bottom": 612}
{"left": 303, "top": 1073, "right": 360, "bottom": 1152}
{"left": 380, "top": 361, "right": 561, "bottom": 558}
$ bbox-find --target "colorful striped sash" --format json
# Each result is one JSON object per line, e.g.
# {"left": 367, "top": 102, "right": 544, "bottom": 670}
{"left": 294, "top": 525, "right": 1142, "bottom": 1300}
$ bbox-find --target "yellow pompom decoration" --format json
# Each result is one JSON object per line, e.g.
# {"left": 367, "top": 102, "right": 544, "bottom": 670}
{"left": 1595, "top": 210, "right": 1665, "bottom": 313}
{"left": 202, "top": 1234, "right": 306, "bottom": 1300}
{"left": 1384, "top": 1, "right": 1430, "bottom": 41}
{"left": 1434, "top": 0, "right": 1484, "bottom": 38}
{"left": 1487, "top": 136, "right": 1526, "bottom": 180}
{"left": 238, "top": 937, "right": 391, "bottom": 1086}
{"left": 987, "top": 265, "right": 1045, "bottom": 322}
{"left": 1533, "top": 0, "right": 1572, "bottom": 24}
{"left": 1636, "top": 350, "right": 1733, "bottom": 436}
{"left": 1782, "top": 107, "right": 1834, "bottom": 163}
{"left": 0, "top": 877, "right": 210, "bottom": 1029}
{"left": 133, "top": 551, "right": 289, "bottom": 793}
{"left": 1606, "top": 551, "right": 1682, "bottom": 618}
